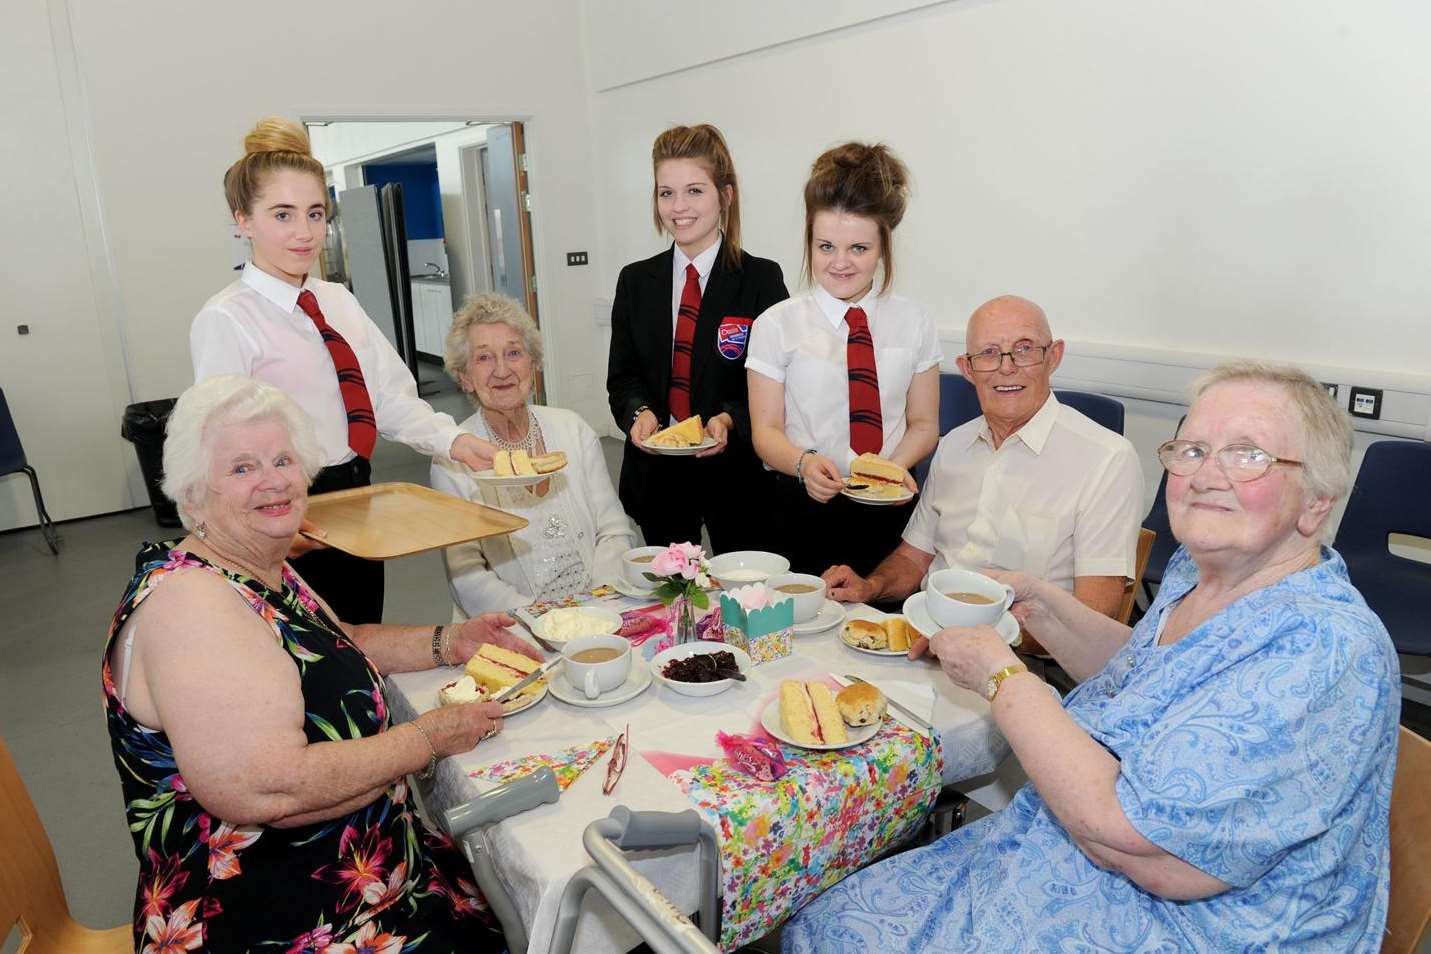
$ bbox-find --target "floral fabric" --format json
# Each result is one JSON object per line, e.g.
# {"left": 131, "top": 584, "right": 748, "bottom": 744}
{"left": 103, "top": 543, "right": 503, "bottom": 952}
{"left": 469, "top": 736, "right": 617, "bottom": 791}
{"left": 781, "top": 547, "right": 1399, "bottom": 953}
{"left": 666, "top": 719, "right": 942, "bottom": 950}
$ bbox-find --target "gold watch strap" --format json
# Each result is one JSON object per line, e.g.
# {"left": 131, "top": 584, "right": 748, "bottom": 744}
{"left": 986, "top": 663, "right": 1030, "bottom": 702}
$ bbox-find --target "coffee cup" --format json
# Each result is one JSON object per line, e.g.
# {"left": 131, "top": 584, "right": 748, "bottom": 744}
{"left": 925, "top": 568, "right": 1015, "bottom": 629}
{"left": 561, "top": 634, "right": 632, "bottom": 700}
{"left": 765, "top": 572, "right": 827, "bottom": 623}
{"left": 620, "top": 545, "right": 666, "bottom": 590}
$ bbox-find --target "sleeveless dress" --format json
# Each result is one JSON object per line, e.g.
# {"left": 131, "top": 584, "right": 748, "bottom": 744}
{"left": 102, "top": 543, "right": 505, "bottom": 952}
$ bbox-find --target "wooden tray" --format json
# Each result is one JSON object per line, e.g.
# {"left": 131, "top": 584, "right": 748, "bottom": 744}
{"left": 302, "top": 482, "right": 528, "bottom": 560}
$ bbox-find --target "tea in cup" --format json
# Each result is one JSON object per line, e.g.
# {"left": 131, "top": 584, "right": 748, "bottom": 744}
{"left": 561, "top": 634, "right": 631, "bottom": 700}
{"left": 765, "top": 572, "right": 827, "bottom": 623}
{"left": 620, "top": 545, "right": 666, "bottom": 590}
{"left": 925, "top": 568, "right": 1014, "bottom": 629}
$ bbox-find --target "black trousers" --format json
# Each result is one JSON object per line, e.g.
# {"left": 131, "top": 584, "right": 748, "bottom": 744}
{"left": 291, "top": 457, "right": 385, "bottom": 625}
{"left": 621, "top": 445, "right": 777, "bottom": 556}
{"left": 770, "top": 473, "right": 917, "bottom": 579}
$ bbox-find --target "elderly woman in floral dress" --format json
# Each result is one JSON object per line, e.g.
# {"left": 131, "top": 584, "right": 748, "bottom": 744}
{"left": 102, "top": 374, "right": 539, "bottom": 951}
{"left": 784, "top": 362, "right": 1399, "bottom": 953}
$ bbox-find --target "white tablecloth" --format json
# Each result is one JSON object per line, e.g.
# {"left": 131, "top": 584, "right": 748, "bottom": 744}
{"left": 385, "top": 599, "right": 1011, "bottom": 954}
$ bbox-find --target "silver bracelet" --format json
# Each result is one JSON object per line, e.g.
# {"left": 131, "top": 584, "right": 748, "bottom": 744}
{"left": 795, "top": 449, "right": 817, "bottom": 487}
{"left": 430, "top": 626, "right": 446, "bottom": 667}
{"left": 410, "top": 720, "right": 439, "bottom": 781}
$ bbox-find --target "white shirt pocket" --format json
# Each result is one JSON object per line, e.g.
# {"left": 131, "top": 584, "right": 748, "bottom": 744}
{"left": 993, "top": 506, "right": 1065, "bottom": 582}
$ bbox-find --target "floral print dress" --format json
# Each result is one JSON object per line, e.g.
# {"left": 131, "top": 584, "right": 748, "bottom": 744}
{"left": 103, "top": 543, "right": 505, "bottom": 953}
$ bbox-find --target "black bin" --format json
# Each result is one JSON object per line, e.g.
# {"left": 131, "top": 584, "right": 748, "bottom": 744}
{"left": 120, "top": 399, "right": 182, "bottom": 528}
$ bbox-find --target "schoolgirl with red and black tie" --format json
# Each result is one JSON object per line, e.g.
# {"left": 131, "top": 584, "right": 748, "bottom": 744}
{"left": 606, "top": 124, "right": 788, "bottom": 554}
{"left": 747, "top": 143, "right": 941, "bottom": 578}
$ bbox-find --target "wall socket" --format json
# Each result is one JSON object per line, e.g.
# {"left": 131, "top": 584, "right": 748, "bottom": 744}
{"left": 1348, "top": 386, "right": 1382, "bottom": 420}
{"left": 566, "top": 251, "right": 589, "bottom": 266}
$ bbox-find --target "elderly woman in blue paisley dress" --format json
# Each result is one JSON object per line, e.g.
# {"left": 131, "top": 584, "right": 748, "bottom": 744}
{"left": 784, "top": 361, "right": 1399, "bottom": 953}
{"left": 432, "top": 293, "right": 635, "bottom": 614}
{"left": 103, "top": 374, "right": 541, "bottom": 951}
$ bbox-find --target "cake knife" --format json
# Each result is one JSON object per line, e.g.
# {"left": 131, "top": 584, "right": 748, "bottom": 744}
{"left": 491, "top": 656, "right": 563, "bottom": 703}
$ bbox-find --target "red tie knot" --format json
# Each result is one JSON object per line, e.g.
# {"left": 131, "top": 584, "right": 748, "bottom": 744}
{"left": 296, "top": 289, "right": 322, "bottom": 320}
{"left": 686, "top": 263, "right": 700, "bottom": 283}
{"left": 845, "top": 307, "right": 868, "bottom": 330}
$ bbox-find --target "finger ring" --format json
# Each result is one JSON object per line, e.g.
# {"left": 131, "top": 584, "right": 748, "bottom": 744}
{"left": 480, "top": 726, "right": 497, "bottom": 742}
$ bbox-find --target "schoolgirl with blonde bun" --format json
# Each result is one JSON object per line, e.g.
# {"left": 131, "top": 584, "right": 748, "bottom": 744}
{"left": 190, "top": 116, "right": 497, "bottom": 623}
{"left": 746, "top": 141, "right": 941, "bottom": 577}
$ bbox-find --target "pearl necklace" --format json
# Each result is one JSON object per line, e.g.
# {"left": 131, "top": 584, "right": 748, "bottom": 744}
{"left": 481, "top": 406, "right": 543, "bottom": 453}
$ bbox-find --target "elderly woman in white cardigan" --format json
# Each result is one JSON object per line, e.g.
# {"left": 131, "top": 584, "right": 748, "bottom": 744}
{"left": 431, "top": 293, "right": 636, "bottom": 615}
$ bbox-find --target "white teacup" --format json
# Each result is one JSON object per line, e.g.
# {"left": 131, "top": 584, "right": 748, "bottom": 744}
{"left": 765, "top": 572, "right": 827, "bottom": 623}
{"left": 620, "top": 545, "right": 666, "bottom": 590}
{"left": 926, "top": 568, "right": 1015, "bottom": 629}
{"left": 561, "top": 634, "right": 632, "bottom": 700}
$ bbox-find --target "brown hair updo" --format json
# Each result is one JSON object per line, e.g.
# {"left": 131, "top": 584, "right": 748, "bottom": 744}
{"left": 223, "top": 116, "right": 328, "bottom": 217}
{"left": 651, "top": 124, "right": 744, "bottom": 271}
{"left": 802, "top": 142, "right": 910, "bottom": 294}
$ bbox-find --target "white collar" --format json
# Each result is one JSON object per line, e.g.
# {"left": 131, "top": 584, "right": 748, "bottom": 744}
{"left": 241, "top": 261, "right": 316, "bottom": 313}
{"left": 967, "top": 392, "right": 1062, "bottom": 454}
{"left": 813, "top": 282, "right": 879, "bottom": 329}
{"left": 673, "top": 235, "right": 722, "bottom": 281}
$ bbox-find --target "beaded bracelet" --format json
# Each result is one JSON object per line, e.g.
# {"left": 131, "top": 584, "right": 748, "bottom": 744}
{"left": 795, "top": 448, "right": 817, "bottom": 487}
{"left": 430, "top": 625, "right": 446, "bottom": 667}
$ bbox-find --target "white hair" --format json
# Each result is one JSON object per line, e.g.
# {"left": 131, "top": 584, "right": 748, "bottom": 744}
{"left": 161, "top": 375, "right": 324, "bottom": 528}
{"left": 443, "top": 292, "right": 544, "bottom": 401}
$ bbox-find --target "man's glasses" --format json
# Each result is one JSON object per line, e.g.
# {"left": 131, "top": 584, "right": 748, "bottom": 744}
{"left": 964, "top": 340, "right": 1052, "bottom": 372}
{"left": 603, "top": 724, "right": 629, "bottom": 796}
{"left": 1157, "top": 440, "right": 1304, "bottom": 482}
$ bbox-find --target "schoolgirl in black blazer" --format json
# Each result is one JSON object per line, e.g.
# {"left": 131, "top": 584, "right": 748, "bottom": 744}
{"left": 606, "top": 124, "right": 788, "bottom": 554}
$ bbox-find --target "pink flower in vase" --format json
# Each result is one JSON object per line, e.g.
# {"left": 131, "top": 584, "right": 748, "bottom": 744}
{"left": 649, "top": 545, "right": 687, "bottom": 579}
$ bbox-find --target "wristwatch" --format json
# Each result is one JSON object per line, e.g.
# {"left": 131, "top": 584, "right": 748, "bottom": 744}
{"left": 984, "top": 663, "right": 1029, "bottom": 702}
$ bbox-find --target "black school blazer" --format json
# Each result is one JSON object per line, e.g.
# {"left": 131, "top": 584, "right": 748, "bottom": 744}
{"left": 606, "top": 245, "right": 788, "bottom": 446}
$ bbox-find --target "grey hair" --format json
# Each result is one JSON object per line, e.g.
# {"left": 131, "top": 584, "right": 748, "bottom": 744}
{"left": 161, "top": 375, "right": 325, "bottom": 529}
{"left": 443, "top": 292, "right": 544, "bottom": 397}
{"left": 1189, "top": 361, "right": 1354, "bottom": 503}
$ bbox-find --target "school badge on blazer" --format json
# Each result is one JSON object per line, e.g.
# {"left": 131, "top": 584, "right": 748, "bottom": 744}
{"left": 716, "top": 316, "right": 753, "bottom": 360}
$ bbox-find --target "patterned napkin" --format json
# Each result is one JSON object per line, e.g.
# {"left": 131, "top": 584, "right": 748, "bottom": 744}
{"left": 468, "top": 736, "right": 617, "bottom": 791}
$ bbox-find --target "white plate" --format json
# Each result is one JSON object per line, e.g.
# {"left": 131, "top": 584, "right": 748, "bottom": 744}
{"left": 902, "top": 591, "right": 1020, "bottom": 646}
{"left": 837, "top": 606, "right": 913, "bottom": 656}
{"left": 840, "top": 484, "right": 914, "bottom": 506}
{"left": 533, "top": 606, "right": 625, "bottom": 644}
{"left": 793, "top": 599, "right": 846, "bottom": 636}
{"left": 548, "top": 658, "right": 653, "bottom": 708}
{"left": 760, "top": 699, "right": 880, "bottom": 751}
{"left": 436, "top": 679, "right": 548, "bottom": 716}
{"left": 640, "top": 436, "right": 720, "bottom": 456}
{"left": 611, "top": 577, "right": 660, "bottom": 600}
{"left": 650, "top": 640, "right": 753, "bottom": 697}
{"left": 471, "top": 465, "right": 565, "bottom": 488}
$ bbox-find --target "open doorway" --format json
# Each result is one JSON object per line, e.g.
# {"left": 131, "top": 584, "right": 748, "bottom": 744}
{"left": 307, "top": 120, "right": 542, "bottom": 399}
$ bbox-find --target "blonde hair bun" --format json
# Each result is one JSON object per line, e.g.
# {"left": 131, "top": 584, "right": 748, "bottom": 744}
{"left": 243, "top": 116, "right": 313, "bottom": 158}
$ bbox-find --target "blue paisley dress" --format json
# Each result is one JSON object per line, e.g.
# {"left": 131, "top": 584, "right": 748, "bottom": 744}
{"left": 103, "top": 543, "right": 504, "bottom": 953}
{"left": 783, "top": 547, "right": 1399, "bottom": 953}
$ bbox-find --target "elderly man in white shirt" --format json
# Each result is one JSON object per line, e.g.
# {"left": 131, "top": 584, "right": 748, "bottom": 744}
{"left": 825, "top": 295, "right": 1143, "bottom": 622}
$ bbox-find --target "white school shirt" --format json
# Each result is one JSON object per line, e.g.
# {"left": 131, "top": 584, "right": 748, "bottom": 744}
{"left": 902, "top": 394, "right": 1145, "bottom": 593}
{"left": 745, "top": 285, "right": 942, "bottom": 473}
{"left": 190, "top": 263, "right": 463, "bottom": 467}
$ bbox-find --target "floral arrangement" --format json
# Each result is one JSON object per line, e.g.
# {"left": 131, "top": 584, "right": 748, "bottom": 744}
{"left": 644, "top": 542, "right": 712, "bottom": 609}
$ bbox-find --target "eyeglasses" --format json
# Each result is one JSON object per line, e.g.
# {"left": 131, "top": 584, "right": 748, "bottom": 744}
{"left": 603, "top": 724, "right": 629, "bottom": 796}
{"left": 964, "top": 340, "right": 1052, "bottom": 372}
{"left": 1157, "top": 440, "right": 1304, "bottom": 482}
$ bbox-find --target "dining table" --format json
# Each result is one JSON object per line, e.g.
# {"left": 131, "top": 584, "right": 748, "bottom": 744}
{"left": 385, "top": 586, "right": 1016, "bottom": 954}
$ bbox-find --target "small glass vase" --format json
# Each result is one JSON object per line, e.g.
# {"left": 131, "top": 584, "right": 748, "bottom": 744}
{"left": 672, "top": 593, "right": 698, "bottom": 646}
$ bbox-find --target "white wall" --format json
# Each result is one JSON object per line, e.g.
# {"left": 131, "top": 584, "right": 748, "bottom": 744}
{"left": 586, "top": 0, "right": 1431, "bottom": 384}
{"left": 0, "top": 0, "right": 607, "bottom": 529}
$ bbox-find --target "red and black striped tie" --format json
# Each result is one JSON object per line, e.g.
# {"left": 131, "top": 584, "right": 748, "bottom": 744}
{"left": 297, "top": 289, "right": 377, "bottom": 459}
{"left": 845, "top": 306, "right": 883, "bottom": 455}
{"left": 668, "top": 263, "right": 701, "bottom": 421}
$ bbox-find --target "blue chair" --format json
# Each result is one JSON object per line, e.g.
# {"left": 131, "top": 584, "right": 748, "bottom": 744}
{"left": 1054, "top": 390, "right": 1124, "bottom": 435}
{"left": 938, "top": 372, "right": 982, "bottom": 434}
{"left": 1333, "top": 440, "right": 1431, "bottom": 655}
{"left": 0, "top": 388, "right": 60, "bottom": 554}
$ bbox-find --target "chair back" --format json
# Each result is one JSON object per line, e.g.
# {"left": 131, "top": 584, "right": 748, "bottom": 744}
{"left": 1054, "top": 389, "right": 1125, "bottom": 435}
{"left": 1140, "top": 416, "right": 1187, "bottom": 590}
{"left": 1333, "top": 441, "right": 1431, "bottom": 655}
{"left": 0, "top": 737, "right": 132, "bottom": 952}
{"left": 1117, "top": 528, "right": 1156, "bottom": 625}
{"left": 1385, "top": 727, "right": 1431, "bottom": 954}
{"left": 0, "top": 387, "right": 28, "bottom": 475}
{"left": 938, "top": 372, "right": 982, "bottom": 435}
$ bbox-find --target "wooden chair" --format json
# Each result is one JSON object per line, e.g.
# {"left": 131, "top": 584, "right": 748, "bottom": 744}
{"left": 0, "top": 738, "right": 132, "bottom": 953}
{"left": 1385, "top": 726, "right": 1431, "bottom": 954}
{"left": 1117, "top": 528, "right": 1157, "bottom": 625}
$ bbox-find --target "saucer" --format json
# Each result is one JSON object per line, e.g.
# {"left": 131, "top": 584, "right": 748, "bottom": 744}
{"left": 548, "top": 659, "right": 653, "bottom": 708}
{"left": 792, "top": 599, "right": 845, "bottom": 636}
{"left": 611, "top": 578, "right": 660, "bottom": 600}
{"left": 902, "top": 591, "right": 1020, "bottom": 645}
{"left": 760, "top": 699, "right": 879, "bottom": 751}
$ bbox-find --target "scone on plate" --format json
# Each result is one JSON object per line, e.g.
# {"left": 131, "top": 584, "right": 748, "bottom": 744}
{"left": 836, "top": 682, "right": 887, "bottom": 726}
{"left": 843, "top": 618, "right": 888, "bottom": 650}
